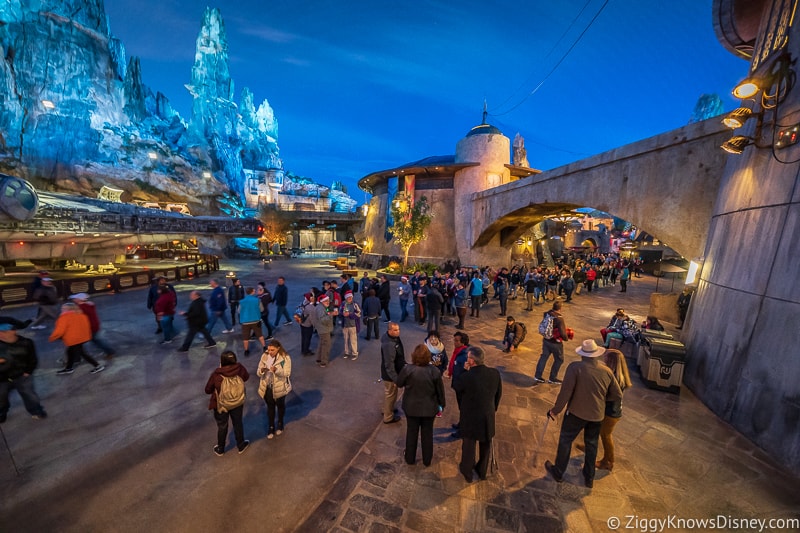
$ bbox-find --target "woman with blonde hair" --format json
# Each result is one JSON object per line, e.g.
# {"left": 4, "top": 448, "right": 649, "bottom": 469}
{"left": 257, "top": 339, "right": 292, "bottom": 439}
{"left": 597, "top": 348, "right": 632, "bottom": 471}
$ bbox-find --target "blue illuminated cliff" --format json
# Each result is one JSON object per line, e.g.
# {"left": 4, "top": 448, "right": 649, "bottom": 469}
{"left": 0, "top": 2, "right": 355, "bottom": 215}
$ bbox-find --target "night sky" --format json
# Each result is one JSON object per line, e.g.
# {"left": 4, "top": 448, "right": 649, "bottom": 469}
{"left": 105, "top": 0, "right": 747, "bottom": 198}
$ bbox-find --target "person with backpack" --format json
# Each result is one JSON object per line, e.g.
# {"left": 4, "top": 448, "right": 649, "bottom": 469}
{"left": 533, "top": 301, "right": 569, "bottom": 385}
{"left": 205, "top": 350, "right": 250, "bottom": 456}
{"left": 501, "top": 316, "right": 526, "bottom": 353}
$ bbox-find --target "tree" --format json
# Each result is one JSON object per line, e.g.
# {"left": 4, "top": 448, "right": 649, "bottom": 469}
{"left": 389, "top": 193, "right": 433, "bottom": 268}
{"left": 258, "top": 204, "right": 291, "bottom": 248}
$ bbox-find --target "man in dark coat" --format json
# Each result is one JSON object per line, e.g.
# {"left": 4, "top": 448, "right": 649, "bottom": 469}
{"left": 146, "top": 276, "right": 177, "bottom": 334}
{"left": 380, "top": 322, "right": 405, "bottom": 423}
{"left": 178, "top": 291, "right": 216, "bottom": 352}
{"left": 377, "top": 275, "right": 392, "bottom": 322}
{"left": 0, "top": 322, "right": 47, "bottom": 422}
{"left": 453, "top": 346, "right": 502, "bottom": 482}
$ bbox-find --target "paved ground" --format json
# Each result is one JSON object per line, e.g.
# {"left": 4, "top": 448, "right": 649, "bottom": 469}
{"left": 1, "top": 259, "right": 799, "bottom": 532}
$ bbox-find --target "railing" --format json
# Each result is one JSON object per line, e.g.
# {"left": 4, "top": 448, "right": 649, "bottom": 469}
{"left": 0, "top": 256, "right": 221, "bottom": 308}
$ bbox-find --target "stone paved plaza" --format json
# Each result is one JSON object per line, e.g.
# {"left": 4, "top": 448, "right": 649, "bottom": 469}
{"left": 1, "top": 258, "right": 798, "bottom": 532}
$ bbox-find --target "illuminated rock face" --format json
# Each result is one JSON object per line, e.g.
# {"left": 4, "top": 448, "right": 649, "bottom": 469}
{"left": 0, "top": 3, "right": 290, "bottom": 215}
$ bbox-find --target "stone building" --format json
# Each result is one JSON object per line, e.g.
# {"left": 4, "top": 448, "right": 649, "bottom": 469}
{"left": 358, "top": 122, "right": 539, "bottom": 269}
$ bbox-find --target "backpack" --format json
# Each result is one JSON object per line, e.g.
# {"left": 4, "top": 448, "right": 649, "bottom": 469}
{"left": 517, "top": 322, "right": 527, "bottom": 343}
{"left": 216, "top": 375, "right": 245, "bottom": 413}
{"left": 538, "top": 312, "right": 555, "bottom": 339}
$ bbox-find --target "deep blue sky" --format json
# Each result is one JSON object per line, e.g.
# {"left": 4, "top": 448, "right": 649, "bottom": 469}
{"left": 105, "top": 0, "right": 747, "bottom": 199}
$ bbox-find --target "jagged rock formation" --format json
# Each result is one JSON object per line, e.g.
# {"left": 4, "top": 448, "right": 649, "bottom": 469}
{"left": 0, "top": 2, "right": 354, "bottom": 215}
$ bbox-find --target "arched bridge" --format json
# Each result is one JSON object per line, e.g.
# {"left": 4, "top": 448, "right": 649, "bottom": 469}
{"left": 470, "top": 118, "right": 731, "bottom": 260}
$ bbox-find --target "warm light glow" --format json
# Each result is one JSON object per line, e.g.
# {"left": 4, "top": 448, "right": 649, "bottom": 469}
{"left": 722, "top": 107, "right": 753, "bottom": 129}
{"left": 686, "top": 260, "right": 701, "bottom": 285}
{"left": 41, "top": 100, "right": 55, "bottom": 109}
{"left": 732, "top": 79, "right": 760, "bottom": 99}
{"left": 361, "top": 204, "right": 369, "bottom": 216}
{"left": 202, "top": 171, "right": 212, "bottom": 179}
{"left": 721, "top": 135, "right": 751, "bottom": 154}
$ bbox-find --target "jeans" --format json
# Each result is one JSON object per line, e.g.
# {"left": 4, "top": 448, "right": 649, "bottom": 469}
{"left": 213, "top": 404, "right": 246, "bottom": 451}
{"left": 263, "top": 387, "right": 286, "bottom": 433}
{"left": 160, "top": 315, "right": 176, "bottom": 341}
{"left": 91, "top": 332, "right": 115, "bottom": 356}
{"left": 380, "top": 301, "right": 391, "bottom": 321}
{"left": 207, "top": 310, "right": 232, "bottom": 333}
{"left": 274, "top": 305, "right": 292, "bottom": 327}
{"left": 0, "top": 375, "right": 45, "bottom": 417}
{"left": 405, "top": 415, "right": 435, "bottom": 465}
{"left": 399, "top": 298, "right": 409, "bottom": 322}
{"left": 365, "top": 317, "right": 379, "bottom": 340}
{"left": 300, "top": 325, "right": 313, "bottom": 354}
{"left": 229, "top": 301, "right": 239, "bottom": 325}
{"left": 535, "top": 339, "right": 564, "bottom": 380}
{"left": 180, "top": 326, "right": 215, "bottom": 350}
{"left": 260, "top": 312, "right": 274, "bottom": 337}
{"left": 564, "top": 289, "right": 573, "bottom": 302}
{"left": 554, "top": 413, "right": 602, "bottom": 481}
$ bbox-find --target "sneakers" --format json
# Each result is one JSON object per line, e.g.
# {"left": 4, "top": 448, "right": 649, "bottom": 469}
{"left": 343, "top": 354, "right": 349, "bottom": 359}
{"left": 275, "top": 429, "right": 283, "bottom": 436}
{"left": 319, "top": 363, "right": 327, "bottom": 368}
{"left": 351, "top": 355, "right": 358, "bottom": 361}
{"left": 204, "top": 343, "right": 217, "bottom": 348}
{"left": 267, "top": 432, "right": 274, "bottom": 440}
{"left": 244, "top": 349, "right": 250, "bottom": 357}
{"left": 533, "top": 377, "right": 546, "bottom": 384}
{"left": 57, "top": 368, "right": 74, "bottom": 375}
{"left": 265, "top": 335, "right": 274, "bottom": 340}
{"left": 159, "top": 339, "right": 173, "bottom": 344}
{"left": 547, "top": 378, "right": 563, "bottom": 385}
{"left": 30, "top": 325, "right": 47, "bottom": 330}
{"left": 283, "top": 321, "right": 292, "bottom": 326}
{"left": 90, "top": 365, "right": 105, "bottom": 374}
{"left": 238, "top": 440, "right": 250, "bottom": 454}
{"left": 222, "top": 329, "right": 234, "bottom": 333}
{"left": 213, "top": 445, "right": 224, "bottom": 456}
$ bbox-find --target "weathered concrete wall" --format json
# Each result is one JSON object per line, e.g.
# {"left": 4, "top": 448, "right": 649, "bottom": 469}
{"left": 648, "top": 292, "right": 680, "bottom": 325}
{"left": 471, "top": 117, "right": 731, "bottom": 260}
{"left": 684, "top": 0, "right": 800, "bottom": 476}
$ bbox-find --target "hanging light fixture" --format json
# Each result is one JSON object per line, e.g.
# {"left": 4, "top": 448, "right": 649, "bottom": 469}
{"left": 721, "top": 135, "right": 752, "bottom": 154}
{"left": 722, "top": 107, "right": 754, "bottom": 129}
{"left": 732, "top": 78, "right": 761, "bottom": 99}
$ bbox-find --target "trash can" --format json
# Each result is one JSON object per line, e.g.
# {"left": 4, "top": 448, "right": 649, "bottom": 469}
{"left": 607, "top": 337, "right": 638, "bottom": 362}
{"left": 638, "top": 330, "right": 674, "bottom": 368}
{"left": 640, "top": 337, "right": 686, "bottom": 394}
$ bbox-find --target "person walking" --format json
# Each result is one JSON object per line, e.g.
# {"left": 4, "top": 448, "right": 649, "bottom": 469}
{"left": 154, "top": 286, "right": 178, "bottom": 344}
{"left": 205, "top": 351, "right": 250, "bottom": 456}
{"left": 314, "top": 294, "right": 335, "bottom": 367}
{"left": 533, "top": 301, "right": 569, "bottom": 384}
{"left": 453, "top": 346, "right": 502, "bottom": 482}
{"left": 396, "top": 344, "right": 446, "bottom": 466}
{"left": 178, "top": 291, "right": 216, "bottom": 351}
{"left": 273, "top": 277, "right": 293, "bottom": 327}
{"left": 227, "top": 278, "right": 244, "bottom": 326}
{"left": 0, "top": 322, "right": 47, "bottom": 422}
{"left": 257, "top": 339, "right": 292, "bottom": 439}
{"left": 50, "top": 302, "right": 104, "bottom": 375}
{"left": 69, "top": 293, "right": 115, "bottom": 359}
{"left": 29, "top": 277, "right": 60, "bottom": 330}
{"left": 145, "top": 276, "right": 176, "bottom": 334}
{"left": 380, "top": 322, "right": 405, "bottom": 424}
{"left": 339, "top": 291, "right": 361, "bottom": 360}
{"left": 239, "top": 287, "right": 266, "bottom": 357}
{"left": 362, "top": 289, "right": 381, "bottom": 340}
{"left": 596, "top": 348, "right": 632, "bottom": 472}
{"left": 544, "top": 339, "right": 623, "bottom": 488}
{"left": 206, "top": 279, "right": 234, "bottom": 334}
{"left": 619, "top": 262, "right": 630, "bottom": 293}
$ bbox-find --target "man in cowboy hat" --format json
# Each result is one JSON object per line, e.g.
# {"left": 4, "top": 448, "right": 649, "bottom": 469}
{"left": 544, "top": 339, "right": 622, "bottom": 489}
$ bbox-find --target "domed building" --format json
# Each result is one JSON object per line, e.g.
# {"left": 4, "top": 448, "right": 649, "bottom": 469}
{"left": 358, "top": 120, "right": 539, "bottom": 269}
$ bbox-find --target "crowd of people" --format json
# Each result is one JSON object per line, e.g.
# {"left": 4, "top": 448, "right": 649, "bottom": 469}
{"left": 0, "top": 256, "right": 656, "bottom": 491}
